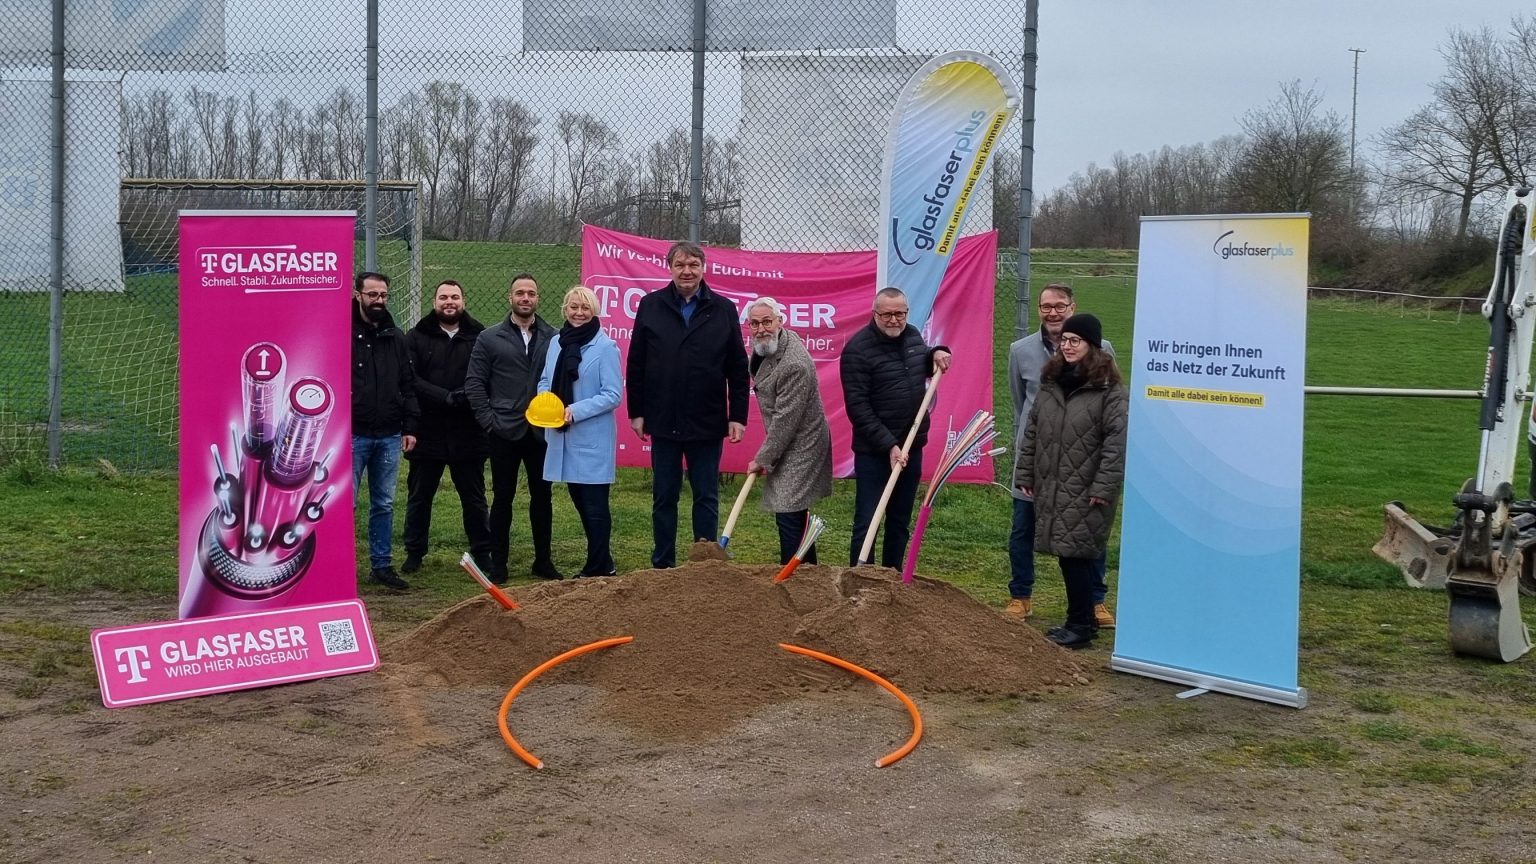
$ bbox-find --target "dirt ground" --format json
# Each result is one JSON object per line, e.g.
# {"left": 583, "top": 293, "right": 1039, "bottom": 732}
{"left": 2, "top": 563, "right": 1533, "bottom": 864}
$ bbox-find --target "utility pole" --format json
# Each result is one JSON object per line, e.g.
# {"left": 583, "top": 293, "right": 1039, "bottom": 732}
{"left": 1349, "top": 48, "right": 1365, "bottom": 171}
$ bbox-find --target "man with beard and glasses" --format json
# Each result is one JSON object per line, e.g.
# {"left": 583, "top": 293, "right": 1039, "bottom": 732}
{"left": 744, "top": 298, "right": 832, "bottom": 565}
{"left": 465, "top": 273, "right": 561, "bottom": 584}
{"left": 1004, "top": 282, "right": 1116, "bottom": 628}
{"left": 351, "top": 271, "right": 419, "bottom": 590}
{"left": 401, "top": 280, "right": 493, "bottom": 577}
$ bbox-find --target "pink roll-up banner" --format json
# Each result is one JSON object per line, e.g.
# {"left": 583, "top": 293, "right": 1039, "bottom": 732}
{"left": 581, "top": 225, "right": 996, "bottom": 482}
{"left": 176, "top": 211, "right": 359, "bottom": 619}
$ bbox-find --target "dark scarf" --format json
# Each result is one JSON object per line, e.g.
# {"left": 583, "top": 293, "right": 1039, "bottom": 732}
{"left": 552, "top": 318, "right": 601, "bottom": 412}
{"left": 1057, "top": 361, "right": 1085, "bottom": 397}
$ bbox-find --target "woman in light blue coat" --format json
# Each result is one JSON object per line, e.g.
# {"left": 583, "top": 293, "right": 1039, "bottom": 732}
{"left": 537, "top": 285, "right": 623, "bottom": 577}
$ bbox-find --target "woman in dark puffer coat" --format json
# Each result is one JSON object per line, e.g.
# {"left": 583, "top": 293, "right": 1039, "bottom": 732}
{"left": 1015, "top": 313, "right": 1128, "bottom": 649}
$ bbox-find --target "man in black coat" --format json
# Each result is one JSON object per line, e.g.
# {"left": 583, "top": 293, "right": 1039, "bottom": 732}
{"left": 465, "top": 273, "right": 561, "bottom": 584}
{"left": 351, "top": 271, "right": 420, "bottom": 590}
{"left": 840, "top": 287, "right": 952, "bottom": 567}
{"left": 626, "top": 241, "right": 750, "bottom": 568}
{"left": 401, "top": 280, "right": 493, "bottom": 575}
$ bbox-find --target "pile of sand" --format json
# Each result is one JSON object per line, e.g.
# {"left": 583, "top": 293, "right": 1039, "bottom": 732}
{"left": 388, "top": 561, "right": 1088, "bottom": 734}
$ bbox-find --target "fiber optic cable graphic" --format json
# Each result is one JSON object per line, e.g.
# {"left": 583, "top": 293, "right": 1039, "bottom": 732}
{"left": 181, "top": 342, "right": 338, "bottom": 618}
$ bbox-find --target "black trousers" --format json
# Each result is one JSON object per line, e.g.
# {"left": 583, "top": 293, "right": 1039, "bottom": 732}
{"left": 1059, "top": 555, "right": 1099, "bottom": 630}
{"left": 402, "top": 456, "right": 492, "bottom": 559}
{"left": 568, "top": 483, "right": 615, "bottom": 575}
{"left": 774, "top": 509, "right": 817, "bottom": 566}
{"left": 487, "top": 432, "right": 554, "bottom": 576}
{"left": 849, "top": 447, "right": 924, "bottom": 567}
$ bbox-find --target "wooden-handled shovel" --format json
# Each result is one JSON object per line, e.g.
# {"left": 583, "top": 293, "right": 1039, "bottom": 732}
{"left": 718, "top": 471, "right": 759, "bottom": 550}
{"left": 856, "top": 368, "right": 944, "bottom": 566}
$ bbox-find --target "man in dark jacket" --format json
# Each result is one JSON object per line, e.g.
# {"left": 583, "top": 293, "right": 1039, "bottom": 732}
{"left": 351, "top": 271, "right": 420, "bottom": 590}
{"left": 464, "top": 273, "right": 561, "bottom": 584}
{"left": 626, "top": 241, "right": 750, "bottom": 568}
{"left": 840, "top": 287, "right": 952, "bottom": 567}
{"left": 401, "top": 280, "right": 492, "bottom": 575}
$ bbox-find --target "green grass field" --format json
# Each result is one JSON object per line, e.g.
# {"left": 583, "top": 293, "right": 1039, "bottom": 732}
{"left": 3, "top": 244, "right": 1533, "bottom": 814}
{"left": 0, "top": 241, "right": 1507, "bottom": 602}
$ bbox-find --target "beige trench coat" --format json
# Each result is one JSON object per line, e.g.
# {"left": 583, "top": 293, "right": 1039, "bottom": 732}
{"left": 752, "top": 328, "right": 833, "bottom": 512}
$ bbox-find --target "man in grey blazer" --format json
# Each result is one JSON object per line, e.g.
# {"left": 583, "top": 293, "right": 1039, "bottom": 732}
{"left": 465, "top": 273, "right": 561, "bottom": 584}
{"left": 1006, "top": 282, "right": 1115, "bottom": 626}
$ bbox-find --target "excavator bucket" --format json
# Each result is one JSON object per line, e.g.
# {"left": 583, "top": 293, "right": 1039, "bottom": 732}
{"left": 1372, "top": 502, "right": 1455, "bottom": 590}
{"left": 1448, "top": 562, "right": 1534, "bottom": 661}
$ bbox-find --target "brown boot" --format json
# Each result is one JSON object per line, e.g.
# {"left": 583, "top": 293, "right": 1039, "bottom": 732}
{"left": 1005, "top": 598, "right": 1032, "bottom": 619}
{"left": 1094, "top": 603, "right": 1116, "bottom": 629}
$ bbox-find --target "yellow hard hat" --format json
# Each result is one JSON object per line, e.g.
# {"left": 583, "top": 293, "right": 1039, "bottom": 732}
{"left": 525, "top": 391, "right": 566, "bottom": 428}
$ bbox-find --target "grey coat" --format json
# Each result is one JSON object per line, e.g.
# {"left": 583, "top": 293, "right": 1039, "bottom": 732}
{"left": 1015, "top": 378, "right": 1128, "bottom": 559}
{"left": 751, "top": 329, "right": 833, "bottom": 513}
{"left": 464, "top": 314, "right": 557, "bottom": 442}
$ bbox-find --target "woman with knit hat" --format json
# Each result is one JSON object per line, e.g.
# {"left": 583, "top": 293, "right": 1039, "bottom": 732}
{"left": 1013, "top": 313, "right": 1128, "bottom": 649}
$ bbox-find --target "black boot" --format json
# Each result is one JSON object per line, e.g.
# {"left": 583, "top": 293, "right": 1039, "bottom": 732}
{"left": 369, "top": 567, "right": 410, "bottom": 590}
{"left": 1046, "top": 623, "right": 1096, "bottom": 650}
{"left": 530, "top": 560, "right": 565, "bottom": 581}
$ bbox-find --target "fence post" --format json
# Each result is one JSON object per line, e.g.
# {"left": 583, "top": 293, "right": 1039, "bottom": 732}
{"left": 687, "top": 0, "right": 705, "bottom": 243}
{"left": 364, "top": 0, "right": 379, "bottom": 270}
{"left": 1015, "top": 0, "right": 1039, "bottom": 340}
{"left": 47, "top": 0, "right": 66, "bottom": 469}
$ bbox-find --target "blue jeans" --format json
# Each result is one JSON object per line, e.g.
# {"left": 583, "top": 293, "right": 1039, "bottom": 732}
{"left": 849, "top": 448, "right": 923, "bottom": 567}
{"left": 1009, "top": 496, "right": 1109, "bottom": 603}
{"left": 353, "top": 435, "right": 402, "bottom": 569}
{"left": 650, "top": 436, "right": 723, "bottom": 568}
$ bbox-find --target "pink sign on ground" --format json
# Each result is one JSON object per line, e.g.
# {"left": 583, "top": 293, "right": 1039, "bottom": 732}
{"left": 177, "top": 211, "right": 357, "bottom": 619}
{"left": 91, "top": 600, "right": 380, "bottom": 708}
{"left": 581, "top": 226, "right": 998, "bottom": 482}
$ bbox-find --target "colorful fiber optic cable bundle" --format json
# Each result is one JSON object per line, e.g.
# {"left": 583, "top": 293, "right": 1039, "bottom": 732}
{"left": 773, "top": 514, "right": 827, "bottom": 583}
{"left": 899, "top": 410, "right": 1002, "bottom": 584}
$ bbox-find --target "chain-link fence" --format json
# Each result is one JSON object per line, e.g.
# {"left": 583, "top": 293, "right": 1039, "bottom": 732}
{"left": 1, "top": 0, "right": 1030, "bottom": 470}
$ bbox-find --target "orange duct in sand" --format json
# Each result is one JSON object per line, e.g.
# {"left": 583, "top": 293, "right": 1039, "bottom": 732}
{"left": 777, "top": 642, "right": 923, "bottom": 767}
{"left": 497, "top": 636, "right": 634, "bottom": 769}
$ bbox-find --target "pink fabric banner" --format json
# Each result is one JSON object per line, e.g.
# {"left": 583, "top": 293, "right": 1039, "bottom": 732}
{"left": 177, "top": 212, "right": 358, "bottom": 619}
{"left": 91, "top": 600, "right": 380, "bottom": 708}
{"left": 581, "top": 225, "right": 996, "bottom": 482}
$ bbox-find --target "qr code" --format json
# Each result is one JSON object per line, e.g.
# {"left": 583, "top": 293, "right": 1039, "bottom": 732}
{"left": 318, "top": 619, "right": 359, "bottom": 656}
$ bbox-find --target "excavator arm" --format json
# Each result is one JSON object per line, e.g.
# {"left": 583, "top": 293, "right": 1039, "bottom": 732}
{"left": 1374, "top": 187, "right": 1536, "bottom": 661}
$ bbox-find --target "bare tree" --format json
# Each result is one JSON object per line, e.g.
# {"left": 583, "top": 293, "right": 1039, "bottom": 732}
{"left": 381, "top": 92, "right": 421, "bottom": 183}
{"left": 1225, "top": 80, "right": 1351, "bottom": 215}
{"left": 242, "top": 91, "right": 265, "bottom": 178}
{"left": 558, "top": 111, "right": 620, "bottom": 233}
{"left": 186, "top": 86, "right": 221, "bottom": 177}
{"left": 446, "top": 90, "right": 482, "bottom": 238}
{"left": 415, "top": 81, "right": 467, "bottom": 235}
{"left": 1377, "top": 102, "right": 1499, "bottom": 241}
{"left": 1446, "top": 25, "right": 1531, "bottom": 188}
{"left": 477, "top": 98, "right": 540, "bottom": 240}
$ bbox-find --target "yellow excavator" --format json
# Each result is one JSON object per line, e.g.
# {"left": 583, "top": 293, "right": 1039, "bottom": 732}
{"left": 1374, "top": 187, "right": 1536, "bottom": 661}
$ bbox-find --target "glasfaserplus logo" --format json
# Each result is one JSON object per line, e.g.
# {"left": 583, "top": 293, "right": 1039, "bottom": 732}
{"left": 1212, "top": 230, "right": 1294, "bottom": 260}
{"left": 892, "top": 111, "right": 987, "bottom": 265}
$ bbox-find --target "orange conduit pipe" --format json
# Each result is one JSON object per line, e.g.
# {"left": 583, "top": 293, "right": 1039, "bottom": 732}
{"left": 497, "top": 636, "right": 634, "bottom": 769}
{"left": 777, "top": 643, "right": 923, "bottom": 768}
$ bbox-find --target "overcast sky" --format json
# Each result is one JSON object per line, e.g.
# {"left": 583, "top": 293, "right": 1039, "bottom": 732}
{"left": 18, "top": 0, "right": 1525, "bottom": 200}
{"left": 1029, "top": 0, "right": 1527, "bottom": 193}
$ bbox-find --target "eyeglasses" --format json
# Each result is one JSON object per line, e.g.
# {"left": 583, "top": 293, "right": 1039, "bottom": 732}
{"left": 360, "top": 291, "right": 389, "bottom": 300}
{"left": 747, "top": 318, "right": 778, "bottom": 330}
{"left": 1039, "top": 302, "right": 1072, "bottom": 313}
{"left": 875, "top": 310, "right": 908, "bottom": 321}
{"left": 1059, "top": 335, "right": 1086, "bottom": 347}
